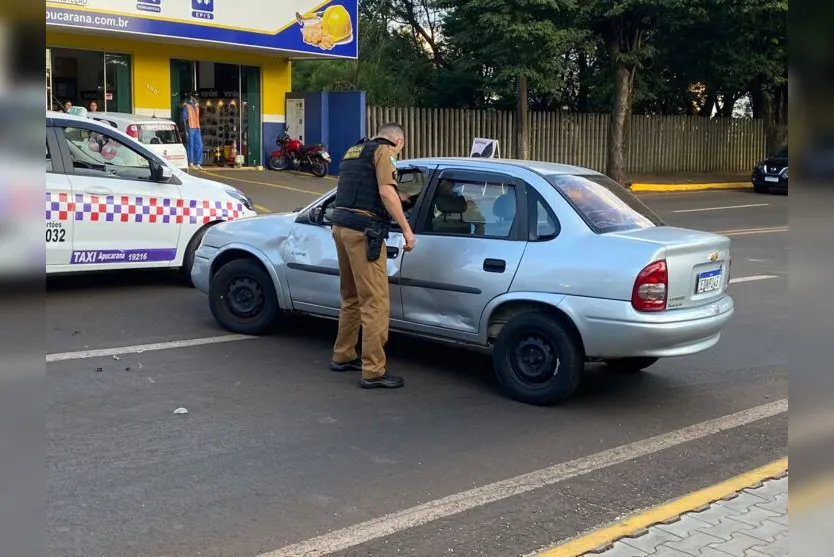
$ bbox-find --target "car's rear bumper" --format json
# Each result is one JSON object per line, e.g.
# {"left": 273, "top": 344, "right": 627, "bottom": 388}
{"left": 561, "top": 294, "right": 734, "bottom": 358}
{"left": 752, "top": 177, "right": 788, "bottom": 191}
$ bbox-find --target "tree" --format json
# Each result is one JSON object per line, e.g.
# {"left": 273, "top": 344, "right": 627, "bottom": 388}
{"left": 575, "top": 0, "right": 705, "bottom": 182}
{"left": 440, "top": 0, "right": 579, "bottom": 158}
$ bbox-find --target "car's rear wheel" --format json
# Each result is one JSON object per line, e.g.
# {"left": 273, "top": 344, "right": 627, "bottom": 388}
{"left": 209, "top": 258, "right": 278, "bottom": 335}
{"left": 603, "top": 357, "right": 659, "bottom": 373}
{"left": 753, "top": 184, "right": 768, "bottom": 194}
{"left": 492, "top": 313, "right": 583, "bottom": 405}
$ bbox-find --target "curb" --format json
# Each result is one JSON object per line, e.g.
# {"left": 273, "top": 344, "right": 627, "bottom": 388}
{"left": 534, "top": 457, "right": 788, "bottom": 557}
{"left": 629, "top": 182, "right": 751, "bottom": 192}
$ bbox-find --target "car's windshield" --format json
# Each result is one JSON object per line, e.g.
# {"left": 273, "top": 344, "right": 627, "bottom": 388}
{"left": 545, "top": 173, "right": 664, "bottom": 234}
{"left": 139, "top": 123, "right": 181, "bottom": 145}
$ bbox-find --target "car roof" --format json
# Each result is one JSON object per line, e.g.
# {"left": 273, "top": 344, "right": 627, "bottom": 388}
{"left": 91, "top": 112, "right": 176, "bottom": 124}
{"left": 402, "top": 157, "right": 603, "bottom": 176}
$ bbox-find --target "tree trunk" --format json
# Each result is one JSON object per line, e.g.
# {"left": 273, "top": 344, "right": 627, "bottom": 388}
{"left": 763, "top": 83, "right": 788, "bottom": 155}
{"left": 516, "top": 75, "right": 530, "bottom": 160}
{"left": 607, "top": 60, "right": 631, "bottom": 183}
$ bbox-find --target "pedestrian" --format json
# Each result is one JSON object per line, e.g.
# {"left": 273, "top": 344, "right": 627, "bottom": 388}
{"left": 329, "top": 123, "right": 415, "bottom": 389}
{"left": 88, "top": 100, "right": 98, "bottom": 112}
{"left": 181, "top": 92, "right": 203, "bottom": 170}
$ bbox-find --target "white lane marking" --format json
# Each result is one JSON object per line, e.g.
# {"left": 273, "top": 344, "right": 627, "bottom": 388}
{"left": 673, "top": 203, "right": 770, "bottom": 213}
{"left": 259, "top": 400, "right": 788, "bottom": 557}
{"left": 46, "top": 334, "right": 256, "bottom": 363}
{"left": 730, "top": 275, "right": 779, "bottom": 284}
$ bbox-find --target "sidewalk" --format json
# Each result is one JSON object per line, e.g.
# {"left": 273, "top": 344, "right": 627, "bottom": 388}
{"left": 585, "top": 476, "right": 787, "bottom": 557}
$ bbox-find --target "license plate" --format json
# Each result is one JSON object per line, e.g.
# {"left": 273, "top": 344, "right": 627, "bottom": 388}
{"left": 321, "top": 151, "right": 330, "bottom": 159}
{"left": 696, "top": 268, "right": 723, "bottom": 294}
{"left": 764, "top": 176, "right": 779, "bottom": 182}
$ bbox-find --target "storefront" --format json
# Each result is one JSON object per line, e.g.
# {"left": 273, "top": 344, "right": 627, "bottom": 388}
{"left": 46, "top": 0, "right": 358, "bottom": 168}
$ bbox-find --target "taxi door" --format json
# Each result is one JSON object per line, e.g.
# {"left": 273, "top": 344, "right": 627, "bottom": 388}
{"left": 46, "top": 129, "right": 73, "bottom": 267}
{"left": 55, "top": 121, "right": 182, "bottom": 268}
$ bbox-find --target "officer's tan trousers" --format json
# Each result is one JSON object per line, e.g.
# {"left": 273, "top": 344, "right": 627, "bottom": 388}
{"left": 331, "top": 225, "right": 389, "bottom": 379}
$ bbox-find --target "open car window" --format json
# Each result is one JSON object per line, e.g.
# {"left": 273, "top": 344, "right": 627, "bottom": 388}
{"left": 62, "top": 126, "right": 153, "bottom": 181}
{"left": 546, "top": 173, "right": 664, "bottom": 234}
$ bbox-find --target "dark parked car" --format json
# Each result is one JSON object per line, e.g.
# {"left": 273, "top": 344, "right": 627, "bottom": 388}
{"left": 751, "top": 145, "right": 788, "bottom": 194}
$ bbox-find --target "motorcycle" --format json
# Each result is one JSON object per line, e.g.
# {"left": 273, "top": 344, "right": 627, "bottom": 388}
{"left": 267, "top": 131, "right": 331, "bottom": 177}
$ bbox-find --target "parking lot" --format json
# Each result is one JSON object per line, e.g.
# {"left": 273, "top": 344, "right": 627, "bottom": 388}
{"left": 47, "top": 171, "right": 787, "bottom": 557}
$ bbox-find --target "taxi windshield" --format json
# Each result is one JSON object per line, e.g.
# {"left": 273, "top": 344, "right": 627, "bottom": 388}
{"left": 546, "top": 173, "right": 664, "bottom": 234}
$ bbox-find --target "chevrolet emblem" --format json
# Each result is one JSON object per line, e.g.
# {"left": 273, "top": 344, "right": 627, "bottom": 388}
{"left": 709, "top": 251, "right": 719, "bottom": 262}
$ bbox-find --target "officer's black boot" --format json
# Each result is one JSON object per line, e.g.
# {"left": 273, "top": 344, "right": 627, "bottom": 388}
{"left": 359, "top": 373, "right": 404, "bottom": 389}
{"left": 330, "top": 358, "right": 362, "bottom": 372}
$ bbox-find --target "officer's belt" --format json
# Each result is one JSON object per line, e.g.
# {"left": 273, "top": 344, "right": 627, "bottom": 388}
{"left": 331, "top": 207, "right": 387, "bottom": 232}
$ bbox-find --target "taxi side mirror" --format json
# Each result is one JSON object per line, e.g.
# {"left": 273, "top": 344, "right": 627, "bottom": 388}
{"left": 152, "top": 160, "right": 173, "bottom": 182}
{"left": 309, "top": 205, "right": 324, "bottom": 224}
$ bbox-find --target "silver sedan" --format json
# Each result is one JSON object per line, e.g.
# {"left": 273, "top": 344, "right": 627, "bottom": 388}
{"left": 192, "top": 158, "right": 734, "bottom": 405}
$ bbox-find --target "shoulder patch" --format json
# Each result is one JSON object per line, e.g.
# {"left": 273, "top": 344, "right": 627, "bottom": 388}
{"left": 389, "top": 155, "right": 397, "bottom": 167}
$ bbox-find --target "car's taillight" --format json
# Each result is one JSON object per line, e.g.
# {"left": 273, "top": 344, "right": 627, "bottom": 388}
{"left": 126, "top": 124, "right": 139, "bottom": 139}
{"left": 632, "top": 260, "right": 668, "bottom": 312}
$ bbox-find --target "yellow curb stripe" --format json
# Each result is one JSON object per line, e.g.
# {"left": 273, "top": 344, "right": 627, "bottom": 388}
{"left": 536, "top": 457, "right": 788, "bottom": 557}
{"left": 631, "top": 182, "right": 751, "bottom": 192}
{"left": 199, "top": 169, "right": 323, "bottom": 196}
{"left": 287, "top": 170, "right": 339, "bottom": 181}
{"left": 715, "top": 226, "right": 788, "bottom": 236}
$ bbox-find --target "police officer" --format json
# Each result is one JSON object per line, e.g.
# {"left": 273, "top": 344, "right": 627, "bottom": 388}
{"left": 329, "top": 123, "right": 415, "bottom": 389}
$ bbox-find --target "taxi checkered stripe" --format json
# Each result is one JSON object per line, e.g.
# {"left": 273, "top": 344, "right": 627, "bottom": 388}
{"left": 45, "top": 192, "right": 245, "bottom": 225}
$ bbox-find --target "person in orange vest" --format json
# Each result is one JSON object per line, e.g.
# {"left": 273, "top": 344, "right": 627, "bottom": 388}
{"left": 181, "top": 92, "right": 203, "bottom": 170}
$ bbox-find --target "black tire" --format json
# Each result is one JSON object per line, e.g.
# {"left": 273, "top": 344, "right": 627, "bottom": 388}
{"left": 310, "top": 158, "right": 328, "bottom": 178}
{"left": 180, "top": 225, "right": 212, "bottom": 287}
{"left": 209, "top": 258, "right": 279, "bottom": 335}
{"left": 753, "top": 184, "right": 768, "bottom": 194}
{"left": 268, "top": 154, "right": 289, "bottom": 171}
{"left": 604, "top": 357, "right": 659, "bottom": 373}
{"left": 492, "top": 313, "right": 584, "bottom": 405}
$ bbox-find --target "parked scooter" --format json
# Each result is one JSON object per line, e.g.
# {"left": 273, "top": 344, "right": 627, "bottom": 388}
{"left": 267, "top": 131, "right": 331, "bottom": 177}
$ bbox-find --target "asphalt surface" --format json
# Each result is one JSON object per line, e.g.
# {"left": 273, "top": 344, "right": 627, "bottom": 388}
{"left": 47, "top": 171, "right": 788, "bottom": 557}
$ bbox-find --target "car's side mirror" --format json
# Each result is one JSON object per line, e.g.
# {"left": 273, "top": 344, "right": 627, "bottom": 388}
{"left": 152, "top": 160, "right": 172, "bottom": 182}
{"left": 309, "top": 205, "right": 324, "bottom": 224}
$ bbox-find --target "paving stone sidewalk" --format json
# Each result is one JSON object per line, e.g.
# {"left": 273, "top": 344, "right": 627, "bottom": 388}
{"left": 586, "top": 475, "right": 788, "bottom": 557}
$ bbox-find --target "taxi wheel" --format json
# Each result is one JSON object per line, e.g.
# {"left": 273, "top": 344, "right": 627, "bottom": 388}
{"left": 603, "top": 357, "right": 659, "bottom": 373}
{"left": 180, "top": 225, "right": 211, "bottom": 287}
{"left": 209, "top": 258, "right": 278, "bottom": 335}
{"left": 492, "top": 313, "right": 583, "bottom": 406}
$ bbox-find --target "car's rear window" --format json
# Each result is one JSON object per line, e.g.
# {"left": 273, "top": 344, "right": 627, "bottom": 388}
{"left": 138, "top": 123, "right": 180, "bottom": 145}
{"left": 545, "top": 173, "right": 664, "bottom": 234}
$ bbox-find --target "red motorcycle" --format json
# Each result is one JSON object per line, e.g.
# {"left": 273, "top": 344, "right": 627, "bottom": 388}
{"left": 267, "top": 131, "right": 331, "bottom": 177}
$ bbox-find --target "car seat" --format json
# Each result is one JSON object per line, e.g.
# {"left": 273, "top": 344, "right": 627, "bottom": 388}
{"left": 432, "top": 194, "right": 471, "bottom": 234}
{"left": 488, "top": 193, "right": 516, "bottom": 237}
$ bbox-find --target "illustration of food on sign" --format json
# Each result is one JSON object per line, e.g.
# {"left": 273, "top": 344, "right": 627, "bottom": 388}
{"left": 297, "top": 5, "right": 353, "bottom": 51}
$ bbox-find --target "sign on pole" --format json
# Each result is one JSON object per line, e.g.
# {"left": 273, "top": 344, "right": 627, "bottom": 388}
{"left": 470, "top": 138, "right": 500, "bottom": 158}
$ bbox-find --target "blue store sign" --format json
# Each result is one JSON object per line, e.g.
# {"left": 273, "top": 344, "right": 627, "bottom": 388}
{"left": 46, "top": 0, "right": 359, "bottom": 59}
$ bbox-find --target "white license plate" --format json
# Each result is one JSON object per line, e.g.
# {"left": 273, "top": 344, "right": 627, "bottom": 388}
{"left": 696, "top": 269, "right": 723, "bottom": 294}
{"left": 321, "top": 151, "right": 330, "bottom": 159}
{"left": 764, "top": 176, "right": 780, "bottom": 182}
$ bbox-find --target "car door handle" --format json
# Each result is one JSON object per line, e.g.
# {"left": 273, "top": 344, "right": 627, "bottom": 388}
{"left": 387, "top": 246, "right": 400, "bottom": 259}
{"left": 85, "top": 186, "right": 113, "bottom": 195}
{"left": 483, "top": 258, "right": 506, "bottom": 273}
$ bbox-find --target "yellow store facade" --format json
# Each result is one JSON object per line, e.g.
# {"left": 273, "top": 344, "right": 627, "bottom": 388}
{"left": 46, "top": 0, "right": 358, "bottom": 167}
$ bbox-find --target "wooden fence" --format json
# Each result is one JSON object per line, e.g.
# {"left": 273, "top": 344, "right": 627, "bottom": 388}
{"left": 367, "top": 106, "right": 766, "bottom": 174}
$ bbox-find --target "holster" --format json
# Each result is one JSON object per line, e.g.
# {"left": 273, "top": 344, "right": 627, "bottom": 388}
{"left": 364, "top": 221, "right": 390, "bottom": 262}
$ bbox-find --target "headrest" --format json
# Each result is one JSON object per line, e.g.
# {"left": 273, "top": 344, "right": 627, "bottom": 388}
{"left": 493, "top": 194, "right": 516, "bottom": 219}
{"left": 436, "top": 194, "right": 467, "bottom": 214}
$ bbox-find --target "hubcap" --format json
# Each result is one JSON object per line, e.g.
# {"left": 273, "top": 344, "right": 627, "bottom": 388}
{"left": 511, "top": 335, "right": 559, "bottom": 384}
{"left": 225, "top": 277, "right": 264, "bottom": 318}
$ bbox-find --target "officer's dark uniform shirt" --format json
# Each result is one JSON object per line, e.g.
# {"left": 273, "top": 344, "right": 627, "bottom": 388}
{"left": 333, "top": 137, "right": 398, "bottom": 226}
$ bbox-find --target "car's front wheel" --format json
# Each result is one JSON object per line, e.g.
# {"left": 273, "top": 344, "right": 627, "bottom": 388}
{"left": 603, "top": 357, "right": 659, "bottom": 373}
{"left": 209, "top": 258, "right": 278, "bottom": 335}
{"left": 492, "top": 313, "right": 584, "bottom": 405}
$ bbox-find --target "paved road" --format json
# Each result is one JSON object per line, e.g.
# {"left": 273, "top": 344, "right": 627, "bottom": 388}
{"left": 47, "top": 174, "right": 788, "bottom": 557}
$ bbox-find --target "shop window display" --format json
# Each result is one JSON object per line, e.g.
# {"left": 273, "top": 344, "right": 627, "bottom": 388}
{"left": 198, "top": 96, "right": 250, "bottom": 167}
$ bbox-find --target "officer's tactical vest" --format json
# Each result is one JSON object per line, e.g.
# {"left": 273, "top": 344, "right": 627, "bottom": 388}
{"left": 334, "top": 137, "right": 396, "bottom": 220}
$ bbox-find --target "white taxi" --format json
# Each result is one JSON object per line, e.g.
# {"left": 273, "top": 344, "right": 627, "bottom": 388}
{"left": 46, "top": 111, "right": 257, "bottom": 282}
{"left": 86, "top": 111, "right": 189, "bottom": 171}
